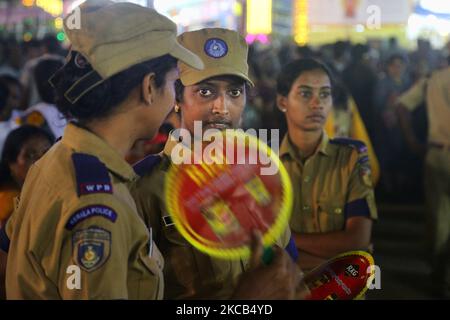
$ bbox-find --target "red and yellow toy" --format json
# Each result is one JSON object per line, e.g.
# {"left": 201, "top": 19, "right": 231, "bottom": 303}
{"left": 165, "top": 130, "right": 293, "bottom": 260}
{"left": 304, "top": 251, "right": 375, "bottom": 300}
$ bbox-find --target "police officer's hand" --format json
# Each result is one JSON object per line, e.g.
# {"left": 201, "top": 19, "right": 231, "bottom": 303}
{"left": 295, "top": 270, "right": 311, "bottom": 300}
{"left": 231, "top": 230, "right": 301, "bottom": 300}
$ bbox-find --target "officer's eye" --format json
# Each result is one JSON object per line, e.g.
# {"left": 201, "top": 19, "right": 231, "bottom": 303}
{"left": 24, "top": 151, "right": 40, "bottom": 162}
{"left": 299, "top": 91, "right": 312, "bottom": 99}
{"left": 24, "top": 147, "right": 50, "bottom": 162}
{"left": 228, "top": 88, "right": 243, "bottom": 98}
{"left": 198, "top": 88, "right": 213, "bottom": 97}
{"left": 320, "top": 91, "right": 331, "bottom": 99}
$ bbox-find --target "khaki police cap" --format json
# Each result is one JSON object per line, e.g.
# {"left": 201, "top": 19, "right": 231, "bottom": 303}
{"left": 63, "top": 0, "right": 203, "bottom": 80}
{"left": 177, "top": 28, "right": 254, "bottom": 86}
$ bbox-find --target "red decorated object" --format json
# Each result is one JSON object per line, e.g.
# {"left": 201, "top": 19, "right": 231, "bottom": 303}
{"left": 165, "top": 130, "right": 292, "bottom": 259}
{"left": 304, "top": 251, "right": 375, "bottom": 300}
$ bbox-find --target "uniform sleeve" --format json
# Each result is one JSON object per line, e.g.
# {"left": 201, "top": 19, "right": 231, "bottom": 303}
{"left": 345, "top": 150, "right": 378, "bottom": 221}
{"left": 58, "top": 196, "right": 131, "bottom": 299}
{"left": 273, "top": 226, "right": 298, "bottom": 262}
{"left": 397, "top": 78, "right": 427, "bottom": 111}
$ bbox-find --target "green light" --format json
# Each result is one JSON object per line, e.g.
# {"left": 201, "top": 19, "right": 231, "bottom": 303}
{"left": 56, "top": 32, "right": 65, "bottom": 41}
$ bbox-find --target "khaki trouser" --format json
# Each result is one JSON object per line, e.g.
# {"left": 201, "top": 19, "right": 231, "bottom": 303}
{"left": 424, "top": 147, "right": 450, "bottom": 292}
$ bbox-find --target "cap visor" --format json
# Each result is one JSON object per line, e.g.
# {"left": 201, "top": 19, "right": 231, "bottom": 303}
{"left": 171, "top": 42, "right": 204, "bottom": 70}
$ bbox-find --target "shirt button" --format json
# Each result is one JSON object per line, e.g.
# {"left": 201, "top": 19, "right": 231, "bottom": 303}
{"left": 304, "top": 176, "right": 310, "bottom": 183}
{"left": 335, "top": 208, "right": 342, "bottom": 214}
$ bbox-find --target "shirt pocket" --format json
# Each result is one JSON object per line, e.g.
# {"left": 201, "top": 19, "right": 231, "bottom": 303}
{"left": 161, "top": 221, "right": 234, "bottom": 298}
{"left": 317, "top": 200, "right": 345, "bottom": 232}
{"left": 159, "top": 215, "right": 205, "bottom": 298}
{"left": 135, "top": 246, "right": 164, "bottom": 300}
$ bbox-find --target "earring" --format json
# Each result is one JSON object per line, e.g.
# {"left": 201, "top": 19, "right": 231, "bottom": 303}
{"left": 174, "top": 105, "right": 180, "bottom": 113}
{"left": 281, "top": 108, "right": 287, "bottom": 112}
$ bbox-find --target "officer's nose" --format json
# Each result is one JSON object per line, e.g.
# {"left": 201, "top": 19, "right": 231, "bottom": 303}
{"left": 310, "top": 94, "right": 322, "bottom": 110}
{"left": 212, "top": 94, "right": 230, "bottom": 115}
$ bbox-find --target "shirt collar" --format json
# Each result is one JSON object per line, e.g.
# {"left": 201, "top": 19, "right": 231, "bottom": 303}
{"left": 318, "top": 132, "right": 331, "bottom": 156}
{"left": 61, "top": 123, "right": 137, "bottom": 181}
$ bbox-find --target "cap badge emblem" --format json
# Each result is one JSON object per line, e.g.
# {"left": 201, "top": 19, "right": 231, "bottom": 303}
{"left": 204, "top": 38, "right": 228, "bottom": 58}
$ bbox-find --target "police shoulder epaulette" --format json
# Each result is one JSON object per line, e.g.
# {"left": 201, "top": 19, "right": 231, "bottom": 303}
{"left": 330, "top": 138, "right": 368, "bottom": 154}
{"left": 133, "top": 154, "right": 162, "bottom": 177}
{"left": 72, "top": 153, "right": 113, "bottom": 197}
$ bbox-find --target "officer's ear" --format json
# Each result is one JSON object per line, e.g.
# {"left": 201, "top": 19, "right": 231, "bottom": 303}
{"left": 141, "top": 73, "right": 156, "bottom": 106}
{"left": 276, "top": 94, "right": 288, "bottom": 113}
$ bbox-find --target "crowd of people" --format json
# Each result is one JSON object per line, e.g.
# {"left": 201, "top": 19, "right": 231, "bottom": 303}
{"left": 1, "top": 24, "right": 448, "bottom": 204}
{"left": 0, "top": 0, "right": 449, "bottom": 300}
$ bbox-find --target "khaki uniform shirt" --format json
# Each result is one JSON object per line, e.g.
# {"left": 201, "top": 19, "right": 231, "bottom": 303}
{"left": 398, "top": 67, "right": 450, "bottom": 145}
{"left": 280, "top": 132, "right": 377, "bottom": 235}
{"left": 131, "top": 135, "right": 292, "bottom": 299}
{"left": 5, "top": 123, "right": 164, "bottom": 299}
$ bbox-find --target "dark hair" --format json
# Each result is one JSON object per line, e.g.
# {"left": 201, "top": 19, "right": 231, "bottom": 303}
{"left": 350, "top": 44, "right": 369, "bottom": 62}
{"left": 1, "top": 39, "right": 19, "bottom": 60}
{"left": 296, "top": 46, "right": 314, "bottom": 59}
{"left": 0, "top": 125, "right": 54, "bottom": 186}
{"left": 0, "top": 81, "right": 8, "bottom": 114}
{"left": 175, "top": 75, "right": 249, "bottom": 103}
{"left": 175, "top": 79, "right": 184, "bottom": 104}
{"left": 0, "top": 75, "right": 22, "bottom": 119}
{"left": 276, "top": 58, "right": 335, "bottom": 97}
{"left": 0, "top": 75, "right": 22, "bottom": 91}
{"left": 53, "top": 53, "right": 177, "bottom": 122}
{"left": 388, "top": 37, "right": 398, "bottom": 47}
{"left": 332, "top": 81, "right": 350, "bottom": 110}
{"left": 34, "top": 58, "right": 64, "bottom": 104}
{"left": 42, "top": 34, "right": 62, "bottom": 55}
{"left": 333, "top": 41, "right": 349, "bottom": 59}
